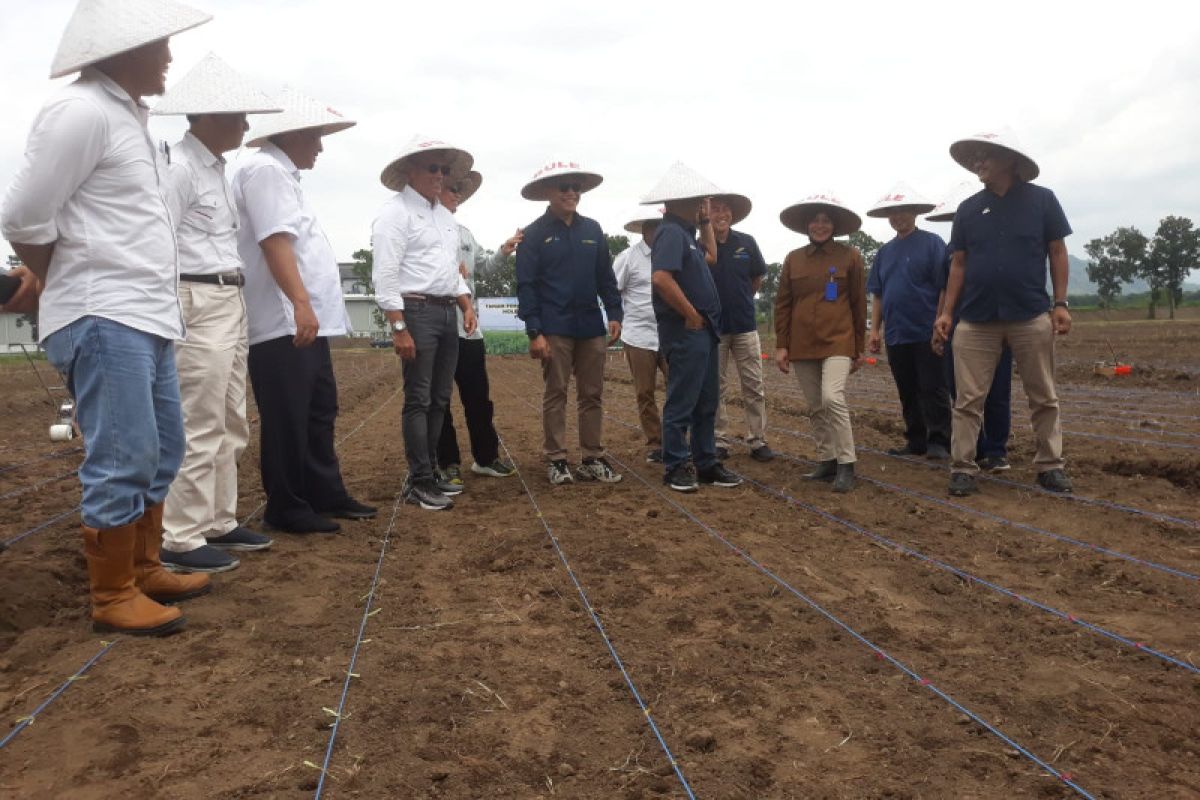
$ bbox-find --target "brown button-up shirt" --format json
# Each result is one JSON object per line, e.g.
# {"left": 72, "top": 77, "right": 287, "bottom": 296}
{"left": 774, "top": 240, "right": 866, "bottom": 360}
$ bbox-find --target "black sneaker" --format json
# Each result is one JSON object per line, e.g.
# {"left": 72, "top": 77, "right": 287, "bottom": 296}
{"left": 265, "top": 513, "right": 341, "bottom": 534}
{"left": 925, "top": 444, "right": 950, "bottom": 460}
{"left": 161, "top": 544, "right": 239, "bottom": 573}
{"left": 1036, "top": 469, "right": 1073, "bottom": 493}
{"left": 207, "top": 526, "right": 272, "bottom": 551}
{"left": 715, "top": 446, "right": 730, "bottom": 461}
{"left": 435, "top": 469, "right": 464, "bottom": 496}
{"left": 575, "top": 457, "right": 623, "bottom": 483}
{"left": 318, "top": 498, "right": 378, "bottom": 520}
{"left": 887, "top": 444, "right": 926, "bottom": 456}
{"left": 645, "top": 448, "right": 663, "bottom": 464}
{"left": 749, "top": 444, "right": 775, "bottom": 462}
{"left": 697, "top": 463, "right": 743, "bottom": 488}
{"left": 547, "top": 459, "right": 575, "bottom": 485}
{"left": 948, "top": 473, "right": 978, "bottom": 497}
{"left": 977, "top": 455, "right": 1011, "bottom": 472}
{"left": 664, "top": 464, "right": 698, "bottom": 493}
{"left": 804, "top": 459, "right": 838, "bottom": 481}
{"left": 403, "top": 478, "right": 454, "bottom": 510}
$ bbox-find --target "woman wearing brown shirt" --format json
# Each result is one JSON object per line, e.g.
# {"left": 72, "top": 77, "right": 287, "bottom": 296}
{"left": 774, "top": 192, "right": 867, "bottom": 492}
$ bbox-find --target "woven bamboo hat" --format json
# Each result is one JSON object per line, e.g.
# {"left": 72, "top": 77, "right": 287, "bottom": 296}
{"left": 925, "top": 181, "right": 980, "bottom": 222}
{"left": 521, "top": 159, "right": 603, "bottom": 201}
{"left": 449, "top": 171, "right": 483, "bottom": 204}
{"left": 152, "top": 53, "right": 281, "bottom": 116}
{"left": 50, "top": 0, "right": 212, "bottom": 79}
{"left": 244, "top": 87, "right": 356, "bottom": 148}
{"left": 622, "top": 206, "right": 664, "bottom": 234}
{"left": 780, "top": 191, "right": 862, "bottom": 237}
{"left": 865, "top": 182, "right": 936, "bottom": 218}
{"left": 381, "top": 135, "right": 474, "bottom": 192}
{"left": 949, "top": 127, "right": 1039, "bottom": 182}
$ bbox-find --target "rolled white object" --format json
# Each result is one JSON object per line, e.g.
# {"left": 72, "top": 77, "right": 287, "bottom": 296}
{"left": 50, "top": 424, "right": 75, "bottom": 442}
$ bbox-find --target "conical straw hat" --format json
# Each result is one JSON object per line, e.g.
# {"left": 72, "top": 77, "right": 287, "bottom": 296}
{"left": 623, "top": 206, "right": 664, "bottom": 234}
{"left": 50, "top": 0, "right": 212, "bottom": 79}
{"left": 779, "top": 191, "right": 862, "bottom": 237}
{"left": 925, "top": 180, "right": 980, "bottom": 222}
{"left": 244, "top": 87, "right": 356, "bottom": 148}
{"left": 865, "top": 181, "right": 936, "bottom": 217}
{"left": 949, "top": 127, "right": 1039, "bottom": 182}
{"left": 521, "top": 159, "right": 603, "bottom": 201}
{"left": 640, "top": 161, "right": 723, "bottom": 205}
{"left": 450, "top": 171, "right": 483, "bottom": 204}
{"left": 380, "top": 135, "right": 474, "bottom": 192}
{"left": 152, "top": 52, "right": 281, "bottom": 116}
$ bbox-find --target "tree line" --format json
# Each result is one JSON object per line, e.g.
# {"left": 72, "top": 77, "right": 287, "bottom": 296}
{"left": 1085, "top": 216, "right": 1199, "bottom": 319}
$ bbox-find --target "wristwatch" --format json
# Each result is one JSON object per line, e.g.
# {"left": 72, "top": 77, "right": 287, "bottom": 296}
{"left": 390, "top": 319, "right": 408, "bottom": 333}
{"left": 1053, "top": 300, "right": 1069, "bottom": 309}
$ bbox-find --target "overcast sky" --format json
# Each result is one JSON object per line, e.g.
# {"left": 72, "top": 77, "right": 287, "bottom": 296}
{"left": 2, "top": 0, "right": 1198, "bottom": 269}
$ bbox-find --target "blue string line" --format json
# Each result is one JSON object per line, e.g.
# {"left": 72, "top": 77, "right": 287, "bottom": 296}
{"left": 0, "top": 469, "right": 77, "bottom": 502}
{"left": 604, "top": 452, "right": 1097, "bottom": 799}
{"left": 0, "top": 639, "right": 118, "bottom": 750}
{"left": 313, "top": 493, "right": 402, "bottom": 799}
{"left": 777, "top": 450, "right": 1200, "bottom": 583}
{"left": 1, "top": 506, "right": 80, "bottom": 549}
{"left": 496, "top": 434, "right": 697, "bottom": 799}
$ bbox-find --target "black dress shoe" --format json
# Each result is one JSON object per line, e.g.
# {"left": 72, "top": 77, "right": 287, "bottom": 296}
{"left": 265, "top": 513, "right": 341, "bottom": 534}
{"left": 318, "top": 498, "right": 378, "bottom": 520}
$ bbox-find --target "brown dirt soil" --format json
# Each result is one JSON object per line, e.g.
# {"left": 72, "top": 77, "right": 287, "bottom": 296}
{"left": 2, "top": 322, "right": 1199, "bottom": 799}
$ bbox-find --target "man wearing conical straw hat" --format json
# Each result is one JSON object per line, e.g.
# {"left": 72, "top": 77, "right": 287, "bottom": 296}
{"left": 151, "top": 53, "right": 281, "bottom": 574}
{"left": 373, "top": 135, "right": 477, "bottom": 511}
{"left": 613, "top": 206, "right": 668, "bottom": 463}
{"left": 642, "top": 162, "right": 744, "bottom": 493}
{"left": 434, "top": 171, "right": 521, "bottom": 487}
{"left": 231, "top": 87, "right": 377, "bottom": 533}
{"left": 864, "top": 182, "right": 952, "bottom": 461}
{"left": 516, "top": 159, "right": 624, "bottom": 486}
{"left": 932, "top": 128, "right": 1074, "bottom": 497}
{"left": 0, "top": 0, "right": 213, "bottom": 636}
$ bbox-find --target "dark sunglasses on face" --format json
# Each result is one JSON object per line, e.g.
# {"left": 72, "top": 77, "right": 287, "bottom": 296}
{"left": 447, "top": 185, "right": 464, "bottom": 195}
{"left": 425, "top": 163, "right": 452, "bottom": 176}
{"left": 557, "top": 182, "right": 582, "bottom": 193}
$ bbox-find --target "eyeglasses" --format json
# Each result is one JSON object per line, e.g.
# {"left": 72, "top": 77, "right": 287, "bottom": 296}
{"left": 424, "top": 163, "right": 452, "bottom": 176}
{"left": 557, "top": 182, "right": 582, "bottom": 194}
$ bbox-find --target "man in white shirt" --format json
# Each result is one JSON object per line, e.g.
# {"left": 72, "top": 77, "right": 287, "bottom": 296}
{"left": 372, "top": 136, "right": 477, "bottom": 511}
{"left": 612, "top": 208, "right": 667, "bottom": 463}
{"left": 0, "top": 0, "right": 213, "bottom": 636}
{"left": 153, "top": 53, "right": 280, "bottom": 573}
{"left": 232, "top": 88, "right": 376, "bottom": 533}
{"left": 435, "top": 171, "right": 521, "bottom": 485}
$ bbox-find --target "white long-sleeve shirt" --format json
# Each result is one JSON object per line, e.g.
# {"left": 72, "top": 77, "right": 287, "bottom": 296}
{"left": 371, "top": 185, "right": 469, "bottom": 312}
{"left": 612, "top": 239, "right": 657, "bottom": 350}
{"left": 231, "top": 143, "right": 350, "bottom": 345}
{"left": 163, "top": 132, "right": 242, "bottom": 276}
{"left": 455, "top": 223, "right": 505, "bottom": 340}
{"left": 0, "top": 67, "right": 182, "bottom": 342}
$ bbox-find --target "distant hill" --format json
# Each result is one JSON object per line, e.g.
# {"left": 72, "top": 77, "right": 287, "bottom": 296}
{"left": 1066, "top": 254, "right": 1198, "bottom": 295}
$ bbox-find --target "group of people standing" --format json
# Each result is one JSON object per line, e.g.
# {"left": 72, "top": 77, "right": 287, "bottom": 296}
{"left": 0, "top": 0, "right": 1076, "bottom": 638}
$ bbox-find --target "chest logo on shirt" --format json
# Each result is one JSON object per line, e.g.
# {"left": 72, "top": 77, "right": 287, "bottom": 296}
{"left": 581, "top": 239, "right": 597, "bottom": 246}
{"left": 982, "top": 208, "right": 991, "bottom": 215}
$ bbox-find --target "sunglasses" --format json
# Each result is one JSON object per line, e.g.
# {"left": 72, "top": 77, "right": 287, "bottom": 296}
{"left": 423, "top": 163, "right": 453, "bottom": 176}
{"left": 446, "top": 184, "right": 464, "bottom": 195}
{"left": 557, "top": 182, "right": 582, "bottom": 193}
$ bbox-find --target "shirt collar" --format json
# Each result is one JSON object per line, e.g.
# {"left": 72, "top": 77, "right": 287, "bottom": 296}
{"left": 402, "top": 183, "right": 440, "bottom": 211}
{"left": 662, "top": 211, "right": 697, "bottom": 237}
{"left": 806, "top": 239, "right": 831, "bottom": 255}
{"left": 81, "top": 66, "right": 150, "bottom": 115}
{"left": 181, "top": 131, "right": 223, "bottom": 168}
{"left": 635, "top": 239, "right": 652, "bottom": 256}
{"left": 260, "top": 142, "right": 300, "bottom": 178}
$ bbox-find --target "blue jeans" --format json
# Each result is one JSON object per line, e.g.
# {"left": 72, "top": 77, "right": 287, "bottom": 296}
{"left": 660, "top": 328, "right": 720, "bottom": 472}
{"left": 44, "top": 316, "right": 184, "bottom": 529}
{"left": 945, "top": 341, "right": 1012, "bottom": 459}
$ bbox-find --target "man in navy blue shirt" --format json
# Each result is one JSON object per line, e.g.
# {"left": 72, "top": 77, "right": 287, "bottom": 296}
{"left": 642, "top": 162, "right": 742, "bottom": 493}
{"left": 933, "top": 129, "right": 1074, "bottom": 496}
{"left": 866, "top": 183, "right": 951, "bottom": 460}
{"left": 709, "top": 194, "right": 774, "bottom": 462}
{"left": 516, "top": 160, "right": 623, "bottom": 486}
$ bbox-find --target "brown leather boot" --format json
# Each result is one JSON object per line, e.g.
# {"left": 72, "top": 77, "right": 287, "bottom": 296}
{"left": 83, "top": 523, "right": 185, "bottom": 636}
{"left": 134, "top": 503, "right": 212, "bottom": 603}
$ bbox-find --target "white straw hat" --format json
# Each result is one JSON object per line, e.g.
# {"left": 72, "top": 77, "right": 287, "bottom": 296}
{"left": 925, "top": 180, "right": 980, "bottom": 222}
{"left": 50, "top": 0, "right": 212, "bottom": 80}
{"left": 151, "top": 53, "right": 281, "bottom": 116}
{"left": 865, "top": 182, "right": 936, "bottom": 218}
{"left": 450, "top": 171, "right": 483, "bottom": 204}
{"left": 640, "top": 161, "right": 723, "bottom": 205}
{"left": 708, "top": 192, "right": 753, "bottom": 226}
{"left": 381, "top": 135, "right": 474, "bottom": 192}
{"left": 779, "top": 191, "right": 862, "bottom": 237}
{"left": 244, "top": 87, "right": 356, "bottom": 148}
{"left": 521, "top": 159, "right": 603, "bottom": 201}
{"left": 949, "top": 127, "right": 1039, "bottom": 182}
{"left": 623, "top": 206, "right": 664, "bottom": 234}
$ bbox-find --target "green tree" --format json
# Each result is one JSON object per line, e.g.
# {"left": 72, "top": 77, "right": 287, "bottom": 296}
{"left": 848, "top": 231, "right": 883, "bottom": 285}
{"left": 607, "top": 234, "right": 630, "bottom": 257}
{"left": 350, "top": 247, "right": 385, "bottom": 331}
{"left": 1084, "top": 226, "right": 1145, "bottom": 313}
{"left": 474, "top": 252, "right": 517, "bottom": 297}
{"left": 1147, "top": 216, "right": 1199, "bottom": 320}
{"left": 755, "top": 262, "right": 783, "bottom": 325}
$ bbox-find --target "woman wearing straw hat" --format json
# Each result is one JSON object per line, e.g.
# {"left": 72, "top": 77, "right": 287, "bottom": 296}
{"left": 152, "top": 53, "right": 281, "bottom": 574}
{"left": 775, "top": 192, "right": 868, "bottom": 493}
{"left": 232, "top": 87, "right": 377, "bottom": 530}
{"left": 516, "top": 159, "right": 624, "bottom": 486}
{"left": 1, "top": 0, "right": 213, "bottom": 636}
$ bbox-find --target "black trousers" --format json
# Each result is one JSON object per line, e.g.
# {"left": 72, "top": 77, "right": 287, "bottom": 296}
{"left": 886, "top": 341, "right": 951, "bottom": 451}
{"left": 247, "top": 336, "right": 350, "bottom": 526}
{"left": 437, "top": 337, "right": 500, "bottom": 467}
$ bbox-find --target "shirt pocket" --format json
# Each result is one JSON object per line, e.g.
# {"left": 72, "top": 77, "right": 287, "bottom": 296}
{"left": 184, "top": 198, "right": 224, "bottom": 235}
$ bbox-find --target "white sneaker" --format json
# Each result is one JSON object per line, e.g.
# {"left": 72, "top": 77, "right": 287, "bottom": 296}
{"left": 548, "top": 459, "right": 575, "bottom": 485}
{"left": 575, "top": 457, "right": 623, "bottom": 483}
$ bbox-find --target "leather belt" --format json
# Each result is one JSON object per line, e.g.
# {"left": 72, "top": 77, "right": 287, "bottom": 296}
{"left": 180, "top": 272, "right": 244, "bottom": 287}
{"left": 402, "top": 293, "right": 456, "bottom": 306}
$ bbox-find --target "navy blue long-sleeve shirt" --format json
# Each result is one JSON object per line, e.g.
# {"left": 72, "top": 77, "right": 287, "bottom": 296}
{"left": 516, "top": 209, "right": 623, "bottom": 338}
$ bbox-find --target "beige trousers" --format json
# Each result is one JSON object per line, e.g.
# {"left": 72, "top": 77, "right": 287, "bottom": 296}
{"left": 794, "top": 356, "right": 855, "bottom": 464}
{"left": 162, "top": 283, "right": 249, "bottom": 552}
{"left": 717, "top": 330, "right": 768, "bottom": 448}
{"left": 951, "top": 314, "right": 1063, "bottom": 474}
{"left": 623, "top": 343, "right": 667, "bottom": 447}
{"left": 542, "top": 335, "right": 608, "bottom": 461}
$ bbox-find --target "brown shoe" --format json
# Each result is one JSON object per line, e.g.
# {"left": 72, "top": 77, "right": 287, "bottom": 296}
{"left": 83, "top": 523, "right": 185, "bottom": 636}
{"left": 134, "top": 503, "right": 212, "bottom": 604}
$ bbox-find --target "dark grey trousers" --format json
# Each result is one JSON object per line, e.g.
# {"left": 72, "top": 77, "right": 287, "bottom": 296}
{"left": 401, "top": 301, "right": 460, "bottom": 481}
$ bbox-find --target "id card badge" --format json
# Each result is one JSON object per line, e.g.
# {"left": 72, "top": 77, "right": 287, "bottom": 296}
{"left": 823, "top": 267, "right": 838, "bottom": 301}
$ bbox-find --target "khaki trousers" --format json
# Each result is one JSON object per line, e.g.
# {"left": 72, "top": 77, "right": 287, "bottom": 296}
{"left": 951, "top": 314, "right": 1063, "bottom": 474}
{"left": 623, "top": 343, "right": 667, "bottom": 447}
{"left": 542, "top": 335, "right": 608, "bottom": 461}
{"left": 717, "top": 330, "right": 768, "bottom": 448}
{"left": 162, "top": 283, "right": 249, "bottom": 552}
{"left": 794, "top": 356, "right": 855, "bottom": 464}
